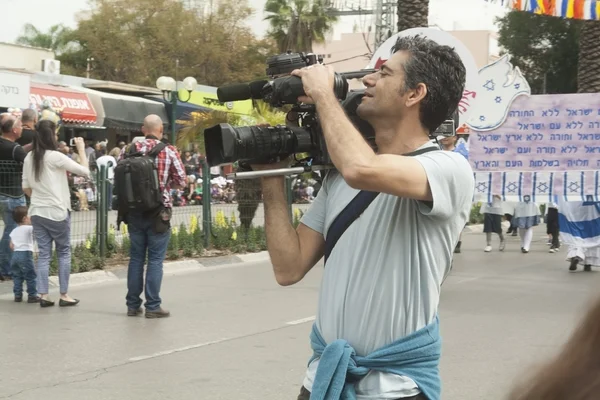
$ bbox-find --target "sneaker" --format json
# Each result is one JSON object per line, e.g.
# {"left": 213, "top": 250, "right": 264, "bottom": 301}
{"left": 484, "top": 245, "right": 492, "bottom": 252}
{"left": 584, "top": 264, "right": 592, "bottom": 272}
{"left": 145, "top": 308, "right": 170, "bottom": 319}
{"left": 14, "top": 295, "right": 22, "bottom": 303}
{"left": 499, "top": 241, "right": 506, "bottom": 252}
{"left": 549, "top": 247, "right": 556, "bottom": 253}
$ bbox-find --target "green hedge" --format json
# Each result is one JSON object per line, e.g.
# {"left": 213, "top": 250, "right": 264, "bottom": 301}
{"left": 48, "top": 205, "right": 488, "bottom": 276}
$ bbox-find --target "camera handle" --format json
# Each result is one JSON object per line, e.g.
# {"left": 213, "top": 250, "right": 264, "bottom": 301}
{"left": 226, "top": 165, "right": 335, "bottom": 180}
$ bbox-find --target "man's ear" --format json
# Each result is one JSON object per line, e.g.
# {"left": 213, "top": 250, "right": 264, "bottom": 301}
{"left": 405, "top": 83, "right": 427, "bottom": 108}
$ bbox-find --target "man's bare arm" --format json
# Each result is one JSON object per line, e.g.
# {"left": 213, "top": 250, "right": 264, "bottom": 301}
{"left": 262, "top": 176, "right": 324, "bottom": 286}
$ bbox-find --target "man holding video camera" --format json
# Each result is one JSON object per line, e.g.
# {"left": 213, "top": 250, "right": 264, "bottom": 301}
{"left": 255, "top": 35, "right": 474, "bottom": 400}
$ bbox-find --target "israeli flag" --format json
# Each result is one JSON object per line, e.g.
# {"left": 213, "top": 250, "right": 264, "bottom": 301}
{"left": 473, "top": 172, "right": 493, "bottom": 203}
{"left": 558, "top": 200, "right": 600, "bottom": 263}
{"left": 560, "top": 171, "right": 585, "bottom": 201}
{"left": 531, "top": 172, "right": 554, "bottom": 203}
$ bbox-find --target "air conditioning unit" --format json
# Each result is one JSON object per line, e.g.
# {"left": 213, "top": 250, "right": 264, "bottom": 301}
{"left": 41, "top": 59, "right": 61, "bottom": 74}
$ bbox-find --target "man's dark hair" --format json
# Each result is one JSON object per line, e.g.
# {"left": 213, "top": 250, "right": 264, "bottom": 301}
{"left": 392, "top": 35, "right": 466, "bottom": 134}
{"left": 12, "top": 206, "right": 28, "bottom": 224}
{"left": 21, "top": 109, "right": 37, "bottom": 124}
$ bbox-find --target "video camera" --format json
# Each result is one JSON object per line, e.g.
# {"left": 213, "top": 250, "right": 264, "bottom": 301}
{"left": 203, "top": 51, "right": 457, "bottom": 179}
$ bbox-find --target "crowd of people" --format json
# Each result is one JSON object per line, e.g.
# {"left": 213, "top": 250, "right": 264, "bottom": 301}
{"left": 0, "top": 110, "right": 189, "bottom": 318}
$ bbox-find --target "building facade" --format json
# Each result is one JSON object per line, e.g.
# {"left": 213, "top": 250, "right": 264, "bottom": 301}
{"left": 0, "top": 42, "right": 55, "bottom": 72}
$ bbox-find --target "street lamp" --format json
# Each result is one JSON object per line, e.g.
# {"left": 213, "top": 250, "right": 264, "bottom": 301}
{"left": 156, "top": 75, "right": 198, "bottom": 145}
{"left": 157, "top": 74, "right": 210, "bottom": 247}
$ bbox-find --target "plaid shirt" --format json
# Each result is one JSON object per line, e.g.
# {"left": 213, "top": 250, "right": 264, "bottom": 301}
{"left": 119, "top": 138, "right": 186, "bottom": 208}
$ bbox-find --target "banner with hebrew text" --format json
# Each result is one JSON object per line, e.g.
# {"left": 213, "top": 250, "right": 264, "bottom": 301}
{"left": 470, "top": 93, "right": 600, "bottom": 202}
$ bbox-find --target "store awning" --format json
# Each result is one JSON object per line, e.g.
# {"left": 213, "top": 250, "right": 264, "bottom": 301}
{"left": 71, "top": 88, "right": 169, "bottom": 132}
{"left": 29, "top": 83, "right": 98, "bottom": 126}
{"left": 88, "top": 90, "right": 169, "bottom": 132}
{"left": 187, "top": 91, "right": 254, "bottom": 116}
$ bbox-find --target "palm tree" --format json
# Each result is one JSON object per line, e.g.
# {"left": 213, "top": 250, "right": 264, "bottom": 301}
{"left": 577, "top": 20, "right": 600, "bottom": 93}
{"left": 264, "top": 0, "right": 338, "bottom": 53}
{"left": 397, "top": 0, "right": 429, "bottom": 33}
{"left": 15, "top": 23, "right": 74, "bottom": 54}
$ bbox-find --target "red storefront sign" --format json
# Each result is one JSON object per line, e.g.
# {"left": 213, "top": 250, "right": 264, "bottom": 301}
{"left": 29, "top": 84, "right": 97, "bottom": 125}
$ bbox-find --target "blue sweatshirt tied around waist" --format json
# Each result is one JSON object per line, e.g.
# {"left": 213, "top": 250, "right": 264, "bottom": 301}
{"left": 308, "top": 316, "right": 442, "bottom": 400}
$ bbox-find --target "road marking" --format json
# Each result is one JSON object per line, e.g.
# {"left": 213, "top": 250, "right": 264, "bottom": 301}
{"left": 286, "top": 316, "right": 315, "bottom": 325}
{"left": 129, "top": 338, "right": 230, "bottom": 362}
{"left": 128, "top": 318, "right": 314, "bottom": 363}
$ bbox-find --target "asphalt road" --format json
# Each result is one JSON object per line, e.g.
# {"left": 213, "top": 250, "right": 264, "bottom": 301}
{"left": 0, "top": 227, "right": 598, "bottom": 400}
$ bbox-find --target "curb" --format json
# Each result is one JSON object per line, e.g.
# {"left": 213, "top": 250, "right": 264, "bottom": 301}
{"left": 2, "top": 223, "right": 487, "bottom": 295}
{"left": 0, "top": 251, "right": 271, "bottom": 297}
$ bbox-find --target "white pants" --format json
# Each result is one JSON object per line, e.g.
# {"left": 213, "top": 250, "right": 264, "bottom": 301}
{"left": 519, "top": 228, "right": 534, "bottom": 251}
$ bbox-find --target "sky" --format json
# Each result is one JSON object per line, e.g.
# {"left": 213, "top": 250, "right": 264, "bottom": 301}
{"left": 0, "top": 0, "right": 508, "bottom": 45}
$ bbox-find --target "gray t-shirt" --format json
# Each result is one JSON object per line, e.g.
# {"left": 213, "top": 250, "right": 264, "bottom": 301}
{"left": 300, "top": 143, "right": 474, "bottom": 399}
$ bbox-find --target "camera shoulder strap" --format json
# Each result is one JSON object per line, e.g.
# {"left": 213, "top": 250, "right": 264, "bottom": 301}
{"left": 323, "top": 145, "right": 440, "bottom": 265}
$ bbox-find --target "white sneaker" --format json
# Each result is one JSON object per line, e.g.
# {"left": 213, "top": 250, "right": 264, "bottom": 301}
{"left": 484, "top": 245, "right": 492, "bottom": 252}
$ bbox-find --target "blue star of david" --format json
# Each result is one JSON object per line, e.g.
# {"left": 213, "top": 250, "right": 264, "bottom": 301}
{"left": 479, "top": 115, "right": 486, "bottom": 121}
{"left": 514, "top": 83, "right": 521, "bottom": 90}
{"left": 568, "top": 181, "right": 580, "bottom": 193}
{"left": 495, "top": 96, "right": 502, "bottom": 103}
{"left": 484, "top": 79, "right": 495, "bottom": 91}
{"left": 476, "top": 182, "right": 488, "bottom": 193}
{"left": 507, "top": 182, "right": 519, "bottom": 193}
{"left": 536, "top": 182, "right": 549, "bottom": 193}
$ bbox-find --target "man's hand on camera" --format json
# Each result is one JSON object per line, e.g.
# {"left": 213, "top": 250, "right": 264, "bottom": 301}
{"left": 291, "top": 64, "right": 335, "bottom": 104}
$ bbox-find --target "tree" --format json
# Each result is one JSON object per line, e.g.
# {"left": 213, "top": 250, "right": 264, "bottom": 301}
{"left": 497, "top": 10, "right": 581, "bottom": 95}
{"left": 264, "top": 0, "right": 338, "bottom": 53}
{"left": 397, "top": 0, "right": 429, "bottom": 33}
{"left": 15, "top": 23, "right": 74, "bottom": 54}
{"left": 577, "top": 20, "right": 600, "bottom": 93}
{"left": 54, "top": 0, "right": 274, "bottom": 86}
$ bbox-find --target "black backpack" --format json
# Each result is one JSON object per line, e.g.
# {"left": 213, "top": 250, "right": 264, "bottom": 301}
{"left": 113, "top": 142, "right": 167, "bottom": 212}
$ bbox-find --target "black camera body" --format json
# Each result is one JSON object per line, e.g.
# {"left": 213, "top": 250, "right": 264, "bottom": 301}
{"left": 204, "top": 52, "right": 456, "bottom": 168}
{"left": 204, "top": 51, "right": 374, "bottom": 168}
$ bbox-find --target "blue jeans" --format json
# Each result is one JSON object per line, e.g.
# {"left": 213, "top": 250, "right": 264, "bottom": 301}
{"left": 0, "top": 195, "right": 26, "bottom": 277}
{"left": 11, "top": 251, "right": 36, "bottom": 297}
{"left": 32, "top": 214, "right": 71, "bottom": 294}
{"left": 126, "top": 213, "right": 171, "bottom": 311}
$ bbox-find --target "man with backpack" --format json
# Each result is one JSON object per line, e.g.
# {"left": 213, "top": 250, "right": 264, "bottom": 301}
{"left": 114, "top": 115, "right": 186, "bottom": 319}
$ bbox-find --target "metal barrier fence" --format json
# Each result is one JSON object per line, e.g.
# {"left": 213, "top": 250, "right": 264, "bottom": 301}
{"left": 0, "top": 160, "right": 314, "bottom": 260}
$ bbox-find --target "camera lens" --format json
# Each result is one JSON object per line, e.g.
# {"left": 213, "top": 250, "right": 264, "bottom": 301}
{"left": 204, "top": 123, "right": 314, "bottom": 166}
